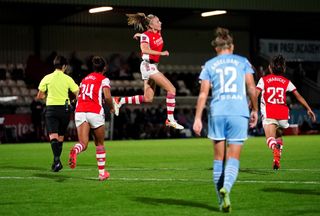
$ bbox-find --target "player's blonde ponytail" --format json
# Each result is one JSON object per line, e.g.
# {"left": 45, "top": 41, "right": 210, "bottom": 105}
{"left": 126, "top": 13, "right": 148, "bottom": 31}
{"left": 211, "top": 27, "right": 234, "bottom": 50}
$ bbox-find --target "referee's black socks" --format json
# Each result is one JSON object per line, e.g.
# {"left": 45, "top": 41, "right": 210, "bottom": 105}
{"left": 50, "top": 139, "right": 60, "bottom": 163}
{"left": 58, "top": 141, "right": 63, "bottom": 158}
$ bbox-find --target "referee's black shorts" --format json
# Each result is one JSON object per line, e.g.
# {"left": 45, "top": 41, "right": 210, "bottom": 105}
{"left": 45, "top": 105, "right": 70, "bottom": 136}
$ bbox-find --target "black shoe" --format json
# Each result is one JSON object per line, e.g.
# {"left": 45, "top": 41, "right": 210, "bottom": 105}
{"left": 51, "top": 161, "right": 63, "bottom": 172}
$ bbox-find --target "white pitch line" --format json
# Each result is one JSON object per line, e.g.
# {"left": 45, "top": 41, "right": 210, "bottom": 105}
{"left": 0, "top": 167, "right": 320, "bottom": 173}
{"left": 111, "top": 178, "right": 320, "bottom": 185}
{"left": 0, "top": 176, "right": 319, "bottom": 185}
{"left": 242, "top": 168, "right": 320, "bottom": 172}
{"left": 0, "top": 176, "right": 42, "bottom": 179}
{"left": 0, "top": 167, "right": 190, "bottom": 172}
{"left": 237, "top": 180, "right": 320, "bottom": 185}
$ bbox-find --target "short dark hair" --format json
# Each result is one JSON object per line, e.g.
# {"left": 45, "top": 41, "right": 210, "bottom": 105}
{"left": 53, "top": 55, "right": 68, "bottom": 69}
{"left": 92, "top": 56, "right": 106, "bottom": 72}
{"left": 270, "top": 55, "right": 286, "bottom": 75}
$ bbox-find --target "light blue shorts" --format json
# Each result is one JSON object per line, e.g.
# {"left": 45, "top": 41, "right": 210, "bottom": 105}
{"left": 208, "top": 115, "right": 249, "bottom": 145}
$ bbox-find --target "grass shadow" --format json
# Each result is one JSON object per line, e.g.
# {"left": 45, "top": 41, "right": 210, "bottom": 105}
{"left": 240, "top": 168, "right": 274, "bottom": 175}
{"left": 262, "top": 188, "right": 320, "bottom": 195}
{"left": 209, "top": 167, "right": 273, "bottom": 175}
{"left": 33, "top": 173, "right": 70, "bottom": 182}
{"left": 133, "top": 197, "right": 218, "bottom": 212}
{"left": 284, "top": 209, "right": 320, "bottom": 216}
{"left": 75, "top": 163, "right": 97, "bottom": 168}
{"left": 0, "top": 165, "right": 47, "bottom": 171}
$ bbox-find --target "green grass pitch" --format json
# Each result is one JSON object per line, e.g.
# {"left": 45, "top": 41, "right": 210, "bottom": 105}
{"left": 0, "top": 135, "right": 320, "bottom": 216}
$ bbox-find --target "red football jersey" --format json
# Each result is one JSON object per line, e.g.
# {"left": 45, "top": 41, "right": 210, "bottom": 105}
{"left": 140, "top": 30, "right": 163, "bottom": 63}
{"left": 256, "top": 74, "right": 296, "bottom": 120}
{"left": 75, "top": 72, "right": 110, "bottom": 115}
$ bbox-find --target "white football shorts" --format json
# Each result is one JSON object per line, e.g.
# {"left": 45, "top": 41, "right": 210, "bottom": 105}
{"left": 75, "top": 112, "right": 105, "bottom": 129}
{"left": 140, "top": 60, "right": 160, "bottom": 80}
{"left": 262, "top": 118, "right": 289, "bottom": 129}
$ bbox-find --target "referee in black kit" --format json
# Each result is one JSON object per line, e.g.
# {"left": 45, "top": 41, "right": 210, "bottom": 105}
{"left": 37, "top": 55, "right": 79, "bottom": 172}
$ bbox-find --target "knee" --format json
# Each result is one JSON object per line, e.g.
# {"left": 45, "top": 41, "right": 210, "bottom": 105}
{"left": 168, "top": 87, "right": 176, "bottom": 95}
{"left": 144, "top": 95, "right": 153, "bottom": 103}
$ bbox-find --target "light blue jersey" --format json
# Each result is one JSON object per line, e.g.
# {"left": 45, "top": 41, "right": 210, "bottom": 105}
{"left": 199, "top": 54, "right": 254, "bottom": 117}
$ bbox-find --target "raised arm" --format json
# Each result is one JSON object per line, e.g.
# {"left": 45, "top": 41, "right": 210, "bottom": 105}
{"left": 133, "top": 33, "right": 141, "bottom": 40}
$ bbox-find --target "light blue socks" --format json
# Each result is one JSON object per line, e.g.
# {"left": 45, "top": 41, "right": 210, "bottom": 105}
{"left": 223, "top": 157, "right": 239, "bottom": 193}
{"left": 213, "top": 160, "right": 224, "bottom": 205}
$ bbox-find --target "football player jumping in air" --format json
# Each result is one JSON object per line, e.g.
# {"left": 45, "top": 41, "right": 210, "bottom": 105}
{"left": 113, "top": 13, "right": 184, "bottom": 130}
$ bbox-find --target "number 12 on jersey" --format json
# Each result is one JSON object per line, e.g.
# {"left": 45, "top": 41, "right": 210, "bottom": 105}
{"left": 216, "top": 66, "right": 237, "bottom": 93}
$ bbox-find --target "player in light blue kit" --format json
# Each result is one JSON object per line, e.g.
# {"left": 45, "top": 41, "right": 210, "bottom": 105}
{"left": 193, "top": 27, "right": 258, "bottom": 212}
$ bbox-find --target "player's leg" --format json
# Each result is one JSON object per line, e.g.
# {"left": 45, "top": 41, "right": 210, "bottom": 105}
{"left": 273, "top": 121, "right": 288, "bottom": 169}
{"left": 87, "top": 113, "right": 110, "bottom": 181}
{"left": 150, "top": 72, "right": 184, "bottom": 130}
{"left": 224, "top": 143, "right": 242, "bottom": 190}
{"left": 263, "top": 120, "right": 280, "bottom": 169}
{"left": 271, "top": 128, "right": 282, "bottom": 170}
{"left": 92, "top": 125, "right": 109, "bottom": 181}
{"left": 48, "top": 133, "right": 62, "bottom": 172}
{"left": 113, "top": 61, "right": 154, "bottom": 115}
{"left": 209, "top": 116, "right": 226, "bottom": 210}
{"left": 113, "top": 79, "right": 154, "bottom": 117}
{"left": 45, "top": 107, "right": 63, "bottom": 172}
{"left": 220, "top": 116, "right": 248, "bottom": 212}
{"left": 55, "top": 109, "right": 71, "bottom": 170}
{"left": 143, "top": 79, "right": 156, "bottom": 102}
{"left": 224, "top": 116, "right": 247, "bottom": 191}
{"left": 275, "top": 127, "right": 284, "bottom": 155}
{"left": 276, "top": 120, "right": 288, "bottom": 153}
{"left": 69, "top": 113, "right": 90, "bottom": 169}
{"left": 69, "top": 122, "right": 90, "bottom": 169}
{"left": 213, "top": 140, "right": 226, "bottom": 210}
{"left": 114, "top": 94, "right": 146, "bottom": 107}
{"left": 263, "top": 122, "right": 277, "bottom": 149}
